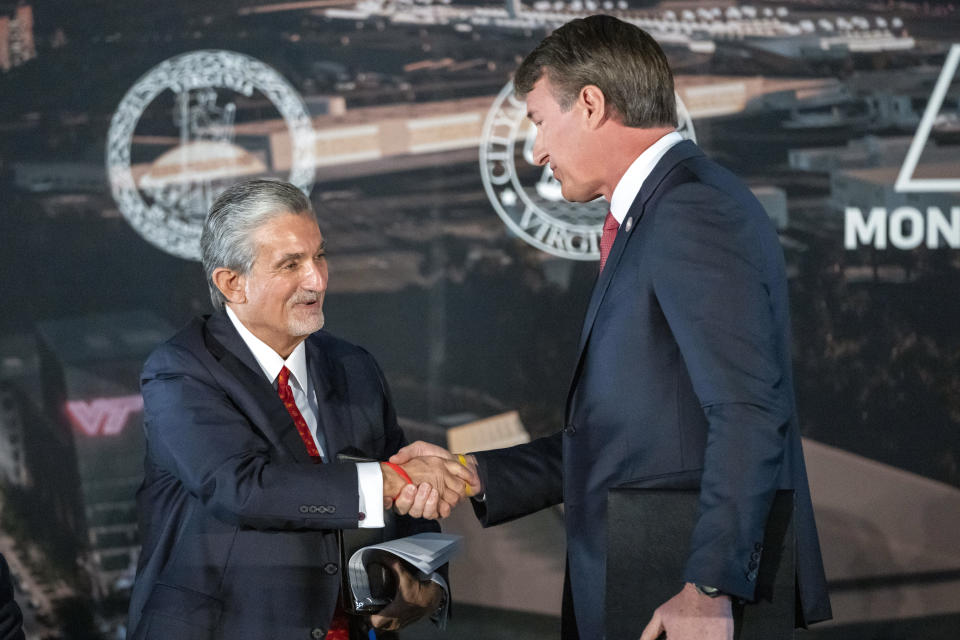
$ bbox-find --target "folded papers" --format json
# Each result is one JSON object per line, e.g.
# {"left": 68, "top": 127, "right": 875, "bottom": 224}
{"left": 346, "top": 532, "right": 462, "bottom": 612}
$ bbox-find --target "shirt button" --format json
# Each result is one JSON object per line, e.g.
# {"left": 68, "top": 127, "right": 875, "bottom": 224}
{"left": 323, "top": 562, "right": 339, "bottom": 575}
{"left": 310, "top": 628, "right": 325, "bottom": 639}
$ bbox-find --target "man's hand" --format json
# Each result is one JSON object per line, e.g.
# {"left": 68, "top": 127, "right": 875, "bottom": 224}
{"left": 367, "top": 555, "right": 444, "bottom": 632}
{"left": 389, "top": 442, "right": 482, "bottom": 519}
{"left": 639, "top": 583, "right": 733, "bottom": 640}
{"left": 381, "top": 455, "right": 473, "bottom": 519}
{"left": 391, "top": 441, "right": 483, "bottom": 495}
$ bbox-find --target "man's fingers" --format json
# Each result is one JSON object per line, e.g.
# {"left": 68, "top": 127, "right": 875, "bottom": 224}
{"left": 442, "top": 472, "right": 467, "bottom": 500}
{"left": 444, "top": 460, "right": 473, "bottom": 493}
{"left": 369, "top": 610, "right": 400, "bottom": 632}
{"left": 638, "top": 609, "right": 664, "bottom": 640}
{"left": 420, "top": 488, "right": 441, "bottom": 520}
{"left": 406, "top": 483, "right": 432, "bottom": 519}
{"left": 369, "top": 556, "right": 437, "bottom": 631}
{"left": 437, "top": 499, "right": 451, "bottom": 519}
{"left": 391, "top": 483, "right": 417, "bottom": 516}
{"left": 447, "top": 458, "right": 474, "bottom": 481}
{"left": 440, "top": 486, "right": 462, "bottom": 509}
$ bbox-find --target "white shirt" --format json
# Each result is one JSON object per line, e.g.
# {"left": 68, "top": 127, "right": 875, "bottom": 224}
{"left": 608, "top": 131, "right": 684, "bottom": 225}
{"left": 225, "top": 306, "right": 384, "bottom": 528}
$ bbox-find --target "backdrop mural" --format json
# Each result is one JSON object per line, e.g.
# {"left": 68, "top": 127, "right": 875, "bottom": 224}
{"left": 0, "top": 1, "right": 958, "bottom": 638}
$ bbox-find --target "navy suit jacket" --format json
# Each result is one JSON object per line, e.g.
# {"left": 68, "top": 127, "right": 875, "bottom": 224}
{"left": 474, "top": 141, "right": 832, "bottom": 638}
{"left": 128, "top": 311, "right": 431, "bottom": 639}
{"left": 0, "top": 554, "right": 24, "bottom": 640}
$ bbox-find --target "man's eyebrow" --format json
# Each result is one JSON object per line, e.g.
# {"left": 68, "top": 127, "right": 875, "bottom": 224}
{"left": 274, "top": 251, "right": 305, "bottom": 266}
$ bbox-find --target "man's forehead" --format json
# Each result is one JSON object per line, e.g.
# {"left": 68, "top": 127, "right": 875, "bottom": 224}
{"left": 525, "top": 77, "right": 554, "bottom": 117}
{"left": 252, "top": 214, "right": 323, "bottom": 255}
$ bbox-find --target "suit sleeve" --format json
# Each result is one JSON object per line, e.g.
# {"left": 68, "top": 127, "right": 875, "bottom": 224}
{"left": 649, "top": 182, "right": 792, "bottom": 601}
{"left": 141, "top": 343, "right": 361, "bottom": 531}
{"left": 470, "top": 431, "right": 564, "bottom": 527}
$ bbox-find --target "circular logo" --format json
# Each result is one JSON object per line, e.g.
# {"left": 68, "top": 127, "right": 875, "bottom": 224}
{"left": 480, "top": 82, "right": 696, "bottom": 260}
{"left": 106, "top": 50, "right": 317, "bottom": 260}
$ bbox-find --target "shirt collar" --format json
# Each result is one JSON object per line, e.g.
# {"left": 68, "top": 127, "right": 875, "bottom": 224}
{"left": 608, "top": 131, "right": 684, "bottom": 225}
{"left": 225, "top": 306, "right": 309, "bottom": 390}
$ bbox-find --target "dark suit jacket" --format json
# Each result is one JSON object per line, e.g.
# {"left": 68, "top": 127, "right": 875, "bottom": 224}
{"left": 128, "top": 311, "right": 432, "bottom": 639}
{"left": 473, "top": 141, "right": 832, "bottom": 638}
{"left": 0, "top": 554, "right": 24, "bottom": 640}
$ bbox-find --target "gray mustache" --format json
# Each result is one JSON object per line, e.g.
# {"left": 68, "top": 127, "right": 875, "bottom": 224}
{"left": 290, "top": 293, "right": 321, "bottom": 305}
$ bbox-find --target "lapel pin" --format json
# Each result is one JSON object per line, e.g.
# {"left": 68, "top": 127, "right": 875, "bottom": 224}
{"left": 625, "top": 217, "right": 633, "bottom": 232}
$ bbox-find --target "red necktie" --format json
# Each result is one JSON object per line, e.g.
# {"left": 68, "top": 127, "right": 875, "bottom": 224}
{"left": 599, "top": 211, "right": 620, "bottom": 272}
{"left": 276, "top": 367, "right": 350, "bottom": 639}
{"left": 276, "top": 366, "right": 321, "bottom": 461}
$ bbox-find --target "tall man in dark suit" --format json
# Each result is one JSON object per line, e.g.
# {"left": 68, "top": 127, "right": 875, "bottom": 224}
{"left": 392, "top": 15, "right": 832, "bottom": 640}
{"left": 127, "top": 179, "right": 472, "bottom": 639}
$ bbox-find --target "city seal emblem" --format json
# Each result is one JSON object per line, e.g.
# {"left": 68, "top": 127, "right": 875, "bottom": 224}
{"left": 480, "top": 81, "right": 696, "bottom": 260}
{"left": 106, "top": 50, "right": 317, "bottom": 260}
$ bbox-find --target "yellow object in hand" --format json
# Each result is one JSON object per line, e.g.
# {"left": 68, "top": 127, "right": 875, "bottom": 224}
{"left": 457, "top": 454, "right": 473, "bottom": 497}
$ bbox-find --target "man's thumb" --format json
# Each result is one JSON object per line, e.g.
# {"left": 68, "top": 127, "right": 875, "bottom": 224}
{"left": 639, "top": 610, "right": 664, "bottom": 640}
{"left": 390, "top": 442, "right": 421, "bottom": 464}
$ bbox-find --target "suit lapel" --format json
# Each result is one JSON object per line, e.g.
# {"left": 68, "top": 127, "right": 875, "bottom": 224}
{"left": 305, "top": 336, "right": 356, "bottom": 460}
{"left": 203, "top": 311, "right": 315, "bottom": 464}
{"left": 566, "top": 141, "right": 703, "bottom": 417}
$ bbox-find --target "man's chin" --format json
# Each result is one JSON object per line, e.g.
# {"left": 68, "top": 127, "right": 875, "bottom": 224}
{"left": 288, "top": 312, "right": 324, "bottom": 337}
{"left": 560, "top": 186, "right": 598, "bottom": 204}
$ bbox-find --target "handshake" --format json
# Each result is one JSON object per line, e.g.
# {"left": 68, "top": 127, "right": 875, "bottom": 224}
{"left": 379, "top": 442, "right": 482, "bottom": 520}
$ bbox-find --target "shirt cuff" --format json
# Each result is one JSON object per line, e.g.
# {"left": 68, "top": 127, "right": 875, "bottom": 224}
{"left": 356, "top": 462, "right": 384, "bottom": 529}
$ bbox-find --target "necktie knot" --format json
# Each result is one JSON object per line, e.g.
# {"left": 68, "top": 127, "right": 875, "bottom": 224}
{"left": 603, "top": 213, "right": 620, "bottom": 233}
{"left": 599, "top": 211, "right": 620, "bottom": 272}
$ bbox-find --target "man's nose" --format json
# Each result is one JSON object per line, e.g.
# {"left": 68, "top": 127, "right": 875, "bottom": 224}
{"left": 303, "top": 260, "right": 326, "bottom": 290}
{"left": 532, "top": 132, "right": 548, "bottom": 167}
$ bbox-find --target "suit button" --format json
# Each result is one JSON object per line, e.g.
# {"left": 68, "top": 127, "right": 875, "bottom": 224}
{"left": 299, "top": 505, "right": 309, "bottom": 513}
{"left": 323, "top": 562, "right": 339, "bottom": 575}
{"left": 754, "top": 542, "right": 763, "bottom": 551}
{"left": 746, "top": 569, "right": 758, "bottom": 581}
{"left": 358, "top": 512, "right": 366, "bottom": 521}
{"left": 564, "top": 425, "right": 576, "bottom": 436}
{"left": 310, "top": 628, "right": 325, "bottom": 639}
{"left": 748, "top": 560, "right": 758, "bottom": 570}
{"left": 751, "top": 551, "right": 761, "bottom": 562}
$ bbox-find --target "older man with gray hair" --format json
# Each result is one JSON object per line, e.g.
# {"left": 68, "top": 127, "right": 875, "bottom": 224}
{"left": 127, "top": 179, "right": 472, "bottom": 640}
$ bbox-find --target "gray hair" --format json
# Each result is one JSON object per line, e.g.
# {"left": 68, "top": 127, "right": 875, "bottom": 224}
{"left": 201, "top": 179, "right": 316, "bottom": 311}
{"left": 514, "top": 15, "right": 676, "bottom": 128}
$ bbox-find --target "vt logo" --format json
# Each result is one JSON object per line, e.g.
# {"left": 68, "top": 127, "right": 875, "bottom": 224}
{"left": 66, "top": 395, "right": 144, "bottom": 437}
{"left": 895, "top": 44, "right": 960, "bottom": 193}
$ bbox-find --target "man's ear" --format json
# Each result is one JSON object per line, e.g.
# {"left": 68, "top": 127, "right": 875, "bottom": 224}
{"left": 212, "top": 267, "right": 246, "bottom": 305}
{"left": 578, "top": 84, "right": 609, "bottom": 129}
